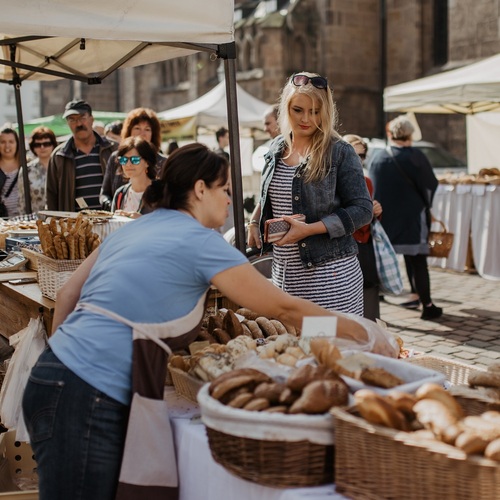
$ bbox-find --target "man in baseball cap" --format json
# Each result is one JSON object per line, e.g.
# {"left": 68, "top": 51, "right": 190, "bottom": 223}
{"left": 62, "top": 99, "right": 93, "bottom": 119}
{"left": 46, "top": 98, "right": 116, "bottom": 211}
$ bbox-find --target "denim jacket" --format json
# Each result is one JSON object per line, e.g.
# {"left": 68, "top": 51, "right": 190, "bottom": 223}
{"left": 259, "top": 136, "right": 372, "bottom": 268}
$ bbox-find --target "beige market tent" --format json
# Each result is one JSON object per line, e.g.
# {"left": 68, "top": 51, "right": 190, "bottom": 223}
{"left": 384, "top": 53, "right": 500, "bottom": 115}
{"left": 384, "top": 53, "right": 500, "bottom": 171}
{"left": 0, "top": 0, "right": 249, "bottom": 250}
{"left": 158, "top": 81, "right": 271, "bottom": 137}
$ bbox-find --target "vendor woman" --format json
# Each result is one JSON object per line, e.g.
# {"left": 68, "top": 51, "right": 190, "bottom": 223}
{"left": 23, "top": 143, "right": 398, "bottom": 500}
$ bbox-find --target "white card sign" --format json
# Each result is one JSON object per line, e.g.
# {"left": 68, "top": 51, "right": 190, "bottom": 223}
{"left": 301, "top": 316, "right": 338, "bottom": 338}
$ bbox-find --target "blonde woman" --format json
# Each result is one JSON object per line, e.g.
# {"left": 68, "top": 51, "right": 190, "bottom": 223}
{"left": 248, "top": 72, "right": 373, "bottom": 314}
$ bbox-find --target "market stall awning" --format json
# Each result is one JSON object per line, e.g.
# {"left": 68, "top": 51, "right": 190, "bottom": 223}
{"left": 0, "top": 1, "right": 249, "bottom": 251}
{"left": 384, "top": 53, "right": 500, "bottom": 114}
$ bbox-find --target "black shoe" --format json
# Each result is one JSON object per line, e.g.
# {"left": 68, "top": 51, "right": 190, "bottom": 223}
{"left": 400, "top": 299, "right": 421, "bottom": 310}
{"left": 421, "top": 304, "right": 443, "bottom": 320}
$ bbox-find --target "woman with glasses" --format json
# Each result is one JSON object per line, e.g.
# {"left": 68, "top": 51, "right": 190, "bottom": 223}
{"left": 18, "top": 126, "right": 57, "bottom": 214}
{"left": 111, "top": 137, "right": 155, "bottom": 218}
{"left": 99, "top": 108, "right": 166, "bottom": 211}
{"left": 248, "top": 72, "right": 373, "bottom": 315}
{"left": 0, "top": 127, "right": 22, "bottom": 218}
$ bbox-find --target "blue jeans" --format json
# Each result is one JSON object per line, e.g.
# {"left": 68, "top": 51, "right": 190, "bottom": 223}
{"left": 22, "top": 347, "right": 129, "bottom": 500}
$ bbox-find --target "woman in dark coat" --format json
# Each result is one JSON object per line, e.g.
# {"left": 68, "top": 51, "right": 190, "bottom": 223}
{"left": 369, "top": 116, "right": 442, "bottom": 320}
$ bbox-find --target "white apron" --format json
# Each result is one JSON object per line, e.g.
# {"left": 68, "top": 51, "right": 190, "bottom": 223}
{"left": 76, "top": 292, "right": 207, "bottom": 500}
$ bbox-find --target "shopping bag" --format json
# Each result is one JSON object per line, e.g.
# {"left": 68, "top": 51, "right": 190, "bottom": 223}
{"left": 371, "top": 219, "right": 404, "bottom": 295}
{"left": 0, "top": 317, "right": 47, "bottom": 441}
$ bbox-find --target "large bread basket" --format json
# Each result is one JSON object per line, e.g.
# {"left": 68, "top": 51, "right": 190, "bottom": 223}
{"left": 197, "top": 384, "right": 335, "bottom": 488}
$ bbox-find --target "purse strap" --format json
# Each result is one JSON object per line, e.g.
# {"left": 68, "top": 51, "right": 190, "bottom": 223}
{"left": 2, "top": 171, "right": 19, "bottom": 199}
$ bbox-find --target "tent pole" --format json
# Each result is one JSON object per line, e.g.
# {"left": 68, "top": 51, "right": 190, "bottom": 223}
{"left": 222, "top": 44, "right": 246, "bottom": 254}
{"left": 13, "top": 82, "right": 31, "bottom": 215}
{"left": 9, "top": 44, "right": 32, "bottom": 215}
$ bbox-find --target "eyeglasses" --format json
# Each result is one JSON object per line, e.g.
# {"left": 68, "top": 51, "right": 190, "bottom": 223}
{"left": 118, "top": 155, "right": 141, "bottom": 166}
{"left": 33, "top": 141, "right": 53, "bottom": 148}
{"left": 67, "top": 114, "right": 89, "bottom": 124}
{"left": 291, "top": 74, "right": 328, "bottom": 90}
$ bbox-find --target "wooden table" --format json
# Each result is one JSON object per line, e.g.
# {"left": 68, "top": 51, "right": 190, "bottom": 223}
{"left": 0, "top": 271, "right": 55, "bottom": 338}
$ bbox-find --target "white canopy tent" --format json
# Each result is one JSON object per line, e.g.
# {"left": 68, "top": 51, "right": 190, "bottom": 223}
{"left": 0, "top": 0, "right": 250, "bottom": 251}
{"left": 158, "top": 81, "right": 271, "bottom": 131}
{"left": 159, "top": 81, "right": 271, "bottom": 176}
{"left": 384, "top": 53, "right": 500, "bottom": 172}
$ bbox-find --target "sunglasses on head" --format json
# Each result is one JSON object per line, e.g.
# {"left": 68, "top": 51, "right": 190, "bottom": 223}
{"left": 118, "top": 155, "right": 141, "bottom": 166}
{"left": 33, "top": 141, "right": 53, "bottom": 148}
{"left": 291, "top": 74, "right": 328, "bottom": 90}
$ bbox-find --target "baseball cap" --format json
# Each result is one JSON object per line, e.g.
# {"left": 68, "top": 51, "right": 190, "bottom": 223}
{"left": 63, "top": 99, "right": 92, "bottom": 119}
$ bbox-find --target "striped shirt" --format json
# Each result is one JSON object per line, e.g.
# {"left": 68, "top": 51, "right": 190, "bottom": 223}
{"left": 74, "top": 144, "right": 103, "bottom": 210}
{"left": 269, "top": 159, "right": 363, "bottom": 315}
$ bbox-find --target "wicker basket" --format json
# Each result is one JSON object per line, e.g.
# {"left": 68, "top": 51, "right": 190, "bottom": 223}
{"left": 405, "top": 355, "right": 500, "bottom": 414}
{"left": 37, "top": 253, "right": 84, "bottom": 301}
{"left": 331, "top": 406, "right": 500, "bottom": 500}
{"left": 428, "top": 219, "right": 454, "bottom": 258}
{"left": 198, "top": 384, "right": 335, "bottom": 488}
{"left": 168, "top": 366, "right": 204, "bottom": 404}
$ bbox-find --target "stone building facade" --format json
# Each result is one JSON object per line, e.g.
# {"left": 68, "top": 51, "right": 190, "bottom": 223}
{"left": 40, "top": 0, "right": 500, "bottom": 162}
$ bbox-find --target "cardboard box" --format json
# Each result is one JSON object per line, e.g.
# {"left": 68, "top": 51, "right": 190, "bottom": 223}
{"left": 0, "top": 431, "right": 38, "bottom": 498}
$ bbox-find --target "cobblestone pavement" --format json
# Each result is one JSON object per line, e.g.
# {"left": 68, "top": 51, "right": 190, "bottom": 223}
{"left": 379, "top": 266, "right": 500, "bottom": 370}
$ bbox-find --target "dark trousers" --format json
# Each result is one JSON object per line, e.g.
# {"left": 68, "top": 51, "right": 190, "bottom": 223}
{"left": 357, "top": 240, "right": 380, "bottom": 321}
{"left": 403, "top": 254, "right": 432, "bottom": 305}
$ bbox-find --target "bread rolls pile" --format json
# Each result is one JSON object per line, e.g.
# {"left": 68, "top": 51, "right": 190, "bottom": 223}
{"left": 208, "top": 364, "right": 349, "bottom": 414}
{"left": 198, "top": 308, "right": 298, "bottom": 345}
{"left": 36, "top": 216, "right": 100, "bottom": 260}
{"left": 354, "top": 383, "right": 500, "bottom": 461}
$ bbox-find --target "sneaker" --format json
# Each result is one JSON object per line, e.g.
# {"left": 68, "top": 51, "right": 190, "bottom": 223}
{"left": 421, "top": 304, "right": 443, "bottom": 320}
{"left": 400, "top": 299, "right": 421, "bottom": 310}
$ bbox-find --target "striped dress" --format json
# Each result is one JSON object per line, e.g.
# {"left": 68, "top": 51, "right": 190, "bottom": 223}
{"left": 269, "top": 159, "right": 363, "bottom": 315}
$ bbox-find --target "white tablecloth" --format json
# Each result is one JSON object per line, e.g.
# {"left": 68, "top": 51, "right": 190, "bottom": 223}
{"left": 429, "top": 184, "right": 500, "bottom": 281}
{"left": 165, "top": 388, "right": 347, "bottom": 500}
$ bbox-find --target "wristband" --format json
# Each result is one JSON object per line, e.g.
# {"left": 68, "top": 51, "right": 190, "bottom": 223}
{"left": 247, "top": 220, "right": 259, "bottom": 227}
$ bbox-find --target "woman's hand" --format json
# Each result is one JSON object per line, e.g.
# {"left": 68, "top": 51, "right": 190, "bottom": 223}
{"left": 274, "top": 215, "right": 326, "bottom": 246}
{"left": 247, "top": 224, "right": 262, "bottom": 249}
{"left": 373, "top": 200, "right": 383, "bottom": 218}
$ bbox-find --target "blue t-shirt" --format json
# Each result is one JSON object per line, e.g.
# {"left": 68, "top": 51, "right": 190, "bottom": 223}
{"left": 49, "top": 209, "right": 247, "bottom": 404}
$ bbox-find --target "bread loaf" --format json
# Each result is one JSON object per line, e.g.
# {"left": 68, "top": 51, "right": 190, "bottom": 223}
{"left": 222, "top": 309, "right": 244, "bottom": 339}
{"left": 289, "top": 379, "right": 349, "bottom": 414}
{"left": 415, "top": 383, "right": 464, "bottom": 420}
{"left": 355, "top": 389, "right": 409, "bottom": 431}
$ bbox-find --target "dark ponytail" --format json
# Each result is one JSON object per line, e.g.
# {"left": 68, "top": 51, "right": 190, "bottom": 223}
{"left": 144, "top": 143, "right": 229, "bottom": 212}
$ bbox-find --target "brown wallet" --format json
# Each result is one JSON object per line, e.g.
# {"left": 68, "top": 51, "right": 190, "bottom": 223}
{"left": 263, "top": 214, "right": 306, "bottom": 243}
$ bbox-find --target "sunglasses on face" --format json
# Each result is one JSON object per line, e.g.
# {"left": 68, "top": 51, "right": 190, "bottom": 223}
{"left": 291, "top": 74, "right": 328, "bottom": 90}
{"left": 118, "top": 155, "right": 141, "bottom": 166}
{"left": 33, "top": 141, "right": 53, "bottom": 148}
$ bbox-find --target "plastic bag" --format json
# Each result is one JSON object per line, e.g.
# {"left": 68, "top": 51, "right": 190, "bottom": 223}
{"left": 0, "top": 317, "right": 47, "bottom": 442}
{"left": 331, "top": 313, "right": 400, "bottom": 359}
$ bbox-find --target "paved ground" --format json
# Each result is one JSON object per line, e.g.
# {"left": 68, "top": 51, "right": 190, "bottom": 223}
{"left": 380, "top": 265, "right": 500, "bottom": 370}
